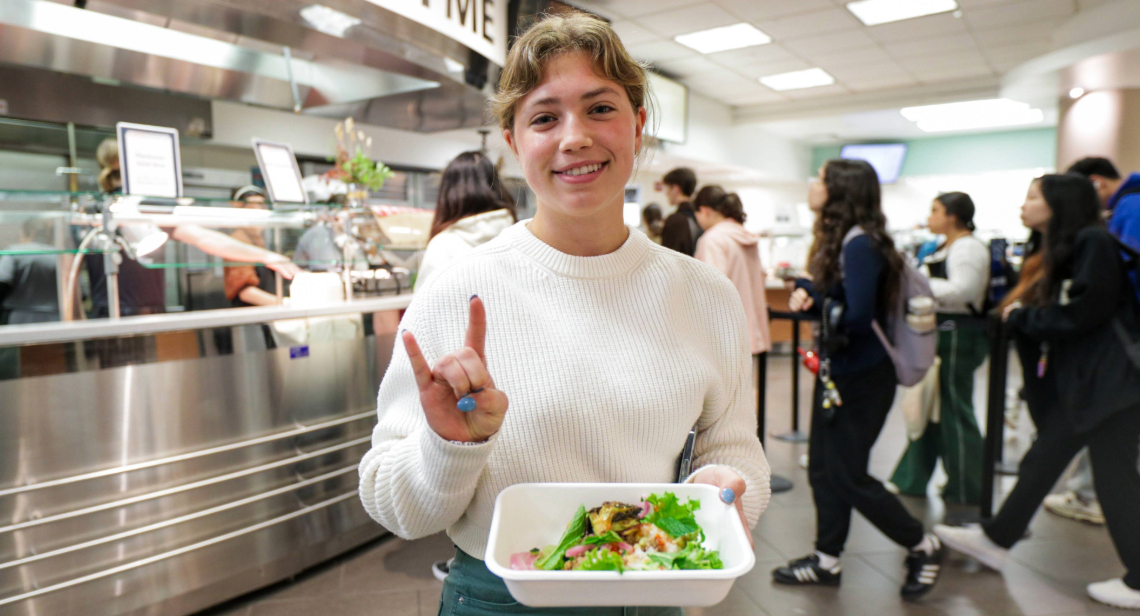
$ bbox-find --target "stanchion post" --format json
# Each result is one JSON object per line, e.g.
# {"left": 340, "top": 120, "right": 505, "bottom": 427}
{"left": 981, "top": 313, "right": 1010, "bottom": 519}
{"left": 757, "top": 350, "right": 795, "bottom": 494}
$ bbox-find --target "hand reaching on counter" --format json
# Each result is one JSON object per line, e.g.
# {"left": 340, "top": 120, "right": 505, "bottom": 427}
{"left": 403, "top": 296, "right": 509, "bottom": 443}
{"left": 264, "top": 255, "right": 304, "bottom": 279}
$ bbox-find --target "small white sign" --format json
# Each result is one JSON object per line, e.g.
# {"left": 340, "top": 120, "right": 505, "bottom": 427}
{"left": 364, "top": 0, "right": 508, "bottom": 66}
{"left": 252, "top": 139, "right": 308, "bottom": 204}
{"left": 117, "top": 122, "right": 182, "bottom": 198}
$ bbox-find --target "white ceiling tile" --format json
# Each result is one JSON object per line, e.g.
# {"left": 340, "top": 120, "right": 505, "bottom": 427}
{"left": 883, "top": 33, "right": 978, "bottom": 58}
{"left": 778, "top": 84, "right": 851, "bottom": 100}
{"left": 636, "top": 4, "right": 739, "bottom": 38}
{"left": 810, "top": 45, "right": 895, "bottom": 69}
{"left": 611, "top": 20, "right": 661, "bottom": 47}
{"left": 713, "top": 0, "right": 835, "bottom": 21}
{"left": 731, "top": 58, "right": 816, "bottom": 79}
{"left": 587, "top": 0, "right": 702, "bottom": 19}
{"left": 899, "top": 51, "right": 991, "bottom": 73}
{"left": 843, "top": 74, "right": 921, "bottom": 92}
{"left": 965, "top": 0, "right": 1076, "bottom": 30}
{"left": 754, "top": 8, "right": 863, "bottom": 39}
{"left": 1077, "top": 0, "right": 1115, "bottom": 9}
{"left": 824, "top": 60, "right": 911, "bottom": 80}
{"left": 780, "top": 29, "right": 878, "bottom": 57}
{"left": 971, "top": 19, "right": 1062, "bottom": 48}
{"left": 983, "top": 40, "right": 1053, "bottom": 71}
{"left": 865, "top": 12, "right": 969, "bottom": 43}
{"left": 561, "top": 0, "right": 629, "bottom": 19}
{"left": 913, "top": 64, "right": 997, "bottom": 83}
{"left": 626, "top": 40, "right": 698, "bottom": 63}
{"left": 654, "top": 56, "right": 734, "bottom": 78}
{"left": 685, "top": 74, "right": 771, "bottom": 95}
{"left": 707, "top": 43, "right": 799, "bottom": 68}
{"left": 955, "top": 0, "right": 1025, "bottom": 6}
{"left": 721, "top": 90, "right": 788, "bottom": 106}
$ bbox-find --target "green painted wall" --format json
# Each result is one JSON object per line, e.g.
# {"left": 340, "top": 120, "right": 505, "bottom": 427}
{"left": 811, "top": 127, "right": 1056, "bottom": 177}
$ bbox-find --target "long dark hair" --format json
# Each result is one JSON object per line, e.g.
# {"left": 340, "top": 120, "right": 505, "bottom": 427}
{"left": 693, "top": 185, "right": 746, "bottom": 224}
{"left": 430, "top": 151, "right": 515, "bottom": 239}
{"left": 936, "top": 191, "right": 976, "bottom": 232}
{"left": 1024, "top": 174, "right": 1104, "bottom": 305}
{"left": 809, "top": 159, "right": 904, "bottom": 307}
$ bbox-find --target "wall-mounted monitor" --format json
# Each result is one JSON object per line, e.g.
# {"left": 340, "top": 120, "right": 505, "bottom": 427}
{"left": 840, "top": 143, "right": 907, "bottom": 184}
{"left": 647, "top": 72, "right": 688, "bottom": 144}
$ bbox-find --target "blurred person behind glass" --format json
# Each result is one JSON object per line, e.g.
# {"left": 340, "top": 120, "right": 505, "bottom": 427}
{"left": 89, "top": 138, "right": 301, "bottom": 316}
{"left": 224, "top": 186, "right": 288, "bottom": 307}
{"left": 0, "top": 217, "right": 61, "bottom": 324}
{"left": 414, "top": 151, "right": 515, "bottom": 292}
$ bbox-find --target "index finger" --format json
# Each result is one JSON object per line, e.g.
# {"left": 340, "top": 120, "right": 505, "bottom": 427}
{"left": 465, "top": 295, "right": 486, "bottom": 361}
{"left": 402, "top": 330, "right": 433, "bottom": 391}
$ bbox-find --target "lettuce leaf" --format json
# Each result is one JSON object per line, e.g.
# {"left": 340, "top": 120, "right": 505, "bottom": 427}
{"left": 535, "top": 505, "right": 587, "bottom": 571}
{"left": 646, "top": 541, "right": 724, "bottom": 570}
{"left": 576, "top": 548, "right": 625, "bottom": 572}
{"left": 644, "top": 492, "right": 701, "bottom": 539}
{"left": 582, "top": 531, "right": 623, "bottom": 546}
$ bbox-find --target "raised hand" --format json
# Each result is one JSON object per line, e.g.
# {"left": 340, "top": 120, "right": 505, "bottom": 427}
{"left": 403, "top": 296, "right": 508, "bottom": 443}
{"left": 789, "top": 288, "right": 814, "bottom": 312}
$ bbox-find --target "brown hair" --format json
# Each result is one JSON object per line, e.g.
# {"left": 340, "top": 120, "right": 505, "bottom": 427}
{"left": 694, "top": 185, "right": 746, "bottom": 224}
{"left": 96, "top": 137, "right": 121, "bottom": 193}
{"left": 663, "top": 167, "right": 697, "bottom": 197}
{"left": 809, "top": 159, "right": 904, "bottom": 308}
{"left": 490, "top": 12, "right": 650, "bottom": 134}
{"left": 430, "top": 151, "right": 515, "bottom": 239}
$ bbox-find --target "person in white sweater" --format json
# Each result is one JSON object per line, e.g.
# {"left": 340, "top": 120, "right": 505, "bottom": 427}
{"left": 358, "top": 13, "right": 770, "bottom": 615}
{"left": 415, "top": 151, "right": 516, "bottom": 291}
{"left": 889, "top": 192, "right": 991, "bottom": 505}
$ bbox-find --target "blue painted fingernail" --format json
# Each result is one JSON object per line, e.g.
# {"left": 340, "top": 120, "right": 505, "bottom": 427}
{"left": 720, "top": 488, "right": 736, "bottom": 504}
{"left": 470, "top": 294, "right": 479, "bottom": 302}
{"left": 457, "top": 396, "right": 477, "bottom": 412}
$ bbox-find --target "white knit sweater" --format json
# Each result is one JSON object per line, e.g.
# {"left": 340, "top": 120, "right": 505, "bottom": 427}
{"left": 358, "top": 220, "right": 771, "bottom": 559}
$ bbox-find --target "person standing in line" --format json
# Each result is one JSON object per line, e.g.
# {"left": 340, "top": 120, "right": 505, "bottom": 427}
{"left": 659, "top": 167, "right": 701, "bottom": 256}
{"left": 358, "top": 13, "right": 770, "bottom": 615}
{"left": 693, "top": 185, "right": 771, "bottom": 358}
{"left": 224, "top": 186, "right": 286, "bottom": 307}
{"left": 935, "top": 174, "right": 1140, "bottom": 610}
{"left": 888, "top": 192, "right": 990, "bottom": 505}
{"left": 0, "top": 218, "right": 62, "bottom": 324}
{"left": 415, "top": 151, "right": 516, "bottom": 292}
{"left": 773, "top": 159, "right": 947, "bottom": 601}
{"left": 1042, "top": 156, "right": 1140, "bottom": 525}
{"left": 642, "top": 202, "right": 664, "bottom": 244}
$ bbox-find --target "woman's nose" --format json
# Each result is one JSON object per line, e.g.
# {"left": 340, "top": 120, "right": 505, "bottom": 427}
{"left": 560, "top": 114, "right": 592, "bottom": 151}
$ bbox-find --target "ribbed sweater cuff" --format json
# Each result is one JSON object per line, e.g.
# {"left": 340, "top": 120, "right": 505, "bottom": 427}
{"left": 418, "top": 427, "right": 497, "bottom": 493}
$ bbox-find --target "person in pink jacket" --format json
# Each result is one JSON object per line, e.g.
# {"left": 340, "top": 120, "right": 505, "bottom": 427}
{"left": 693, "top": 185, "right": 771, "bottom": 356}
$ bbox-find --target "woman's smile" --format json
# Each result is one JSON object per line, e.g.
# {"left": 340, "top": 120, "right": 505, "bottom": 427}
{"left": 553, "top": 160, "right": 609, "bottom": 184}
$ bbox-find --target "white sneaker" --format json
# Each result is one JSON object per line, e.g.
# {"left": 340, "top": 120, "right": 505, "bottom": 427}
{"left": 1043, "top": 491, "right": 1106, "bottom": 525}
{"left": 1088, "top": 579, "right": 1140, "bottom": 609}
{"left": 933, "top": 524, "right": 1009, "bottom": 571}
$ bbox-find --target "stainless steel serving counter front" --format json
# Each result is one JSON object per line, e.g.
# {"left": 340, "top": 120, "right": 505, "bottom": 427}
{"left": 0, "top": 295, "right": 414, "bottom": 616}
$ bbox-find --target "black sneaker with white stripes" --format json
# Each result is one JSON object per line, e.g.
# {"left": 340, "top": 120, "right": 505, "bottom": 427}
{"left": 772, "top": 554, "right": 842, "bottom": 586}
{"left": 901, "top": 534, "right": 947, "bottom": 600}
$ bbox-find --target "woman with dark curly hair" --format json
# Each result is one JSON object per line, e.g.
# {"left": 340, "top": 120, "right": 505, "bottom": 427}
{"left": 773, "top": 159, "right": 946, "bottom": 601}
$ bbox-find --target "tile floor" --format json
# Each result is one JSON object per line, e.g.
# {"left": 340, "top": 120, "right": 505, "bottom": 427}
{"left": 196, "top": 355, "right": 1133, "bottom": 616}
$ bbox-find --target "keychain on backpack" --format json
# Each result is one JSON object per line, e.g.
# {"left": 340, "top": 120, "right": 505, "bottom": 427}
{"left": 1037, "top": 342, "right": 1049, "bottom": 378}
{"left": 820, "top": 358, "right": 843, "bottom": 410}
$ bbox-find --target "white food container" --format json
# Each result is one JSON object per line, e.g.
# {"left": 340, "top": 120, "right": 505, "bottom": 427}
{"left": 485, "top": 483, "right": 755, "bottom": 607}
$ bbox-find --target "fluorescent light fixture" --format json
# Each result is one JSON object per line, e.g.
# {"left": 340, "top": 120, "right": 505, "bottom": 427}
{"left": 1069, "top": 87, "right": 1086, "bottom": 99}
{"left": 900, "top": 98, "right": 1044, "bottom": 132}
{"left": 760, "top": 68, "right": 835, "bottom": 91}
{"left": 846, "top": 0, "right": 958, "bottom": 26}
{"left": 300, "top": 4, "right": 362, "bottom": 38}
{"left": 674, "top": 23, "right": 771, "bottom": 54}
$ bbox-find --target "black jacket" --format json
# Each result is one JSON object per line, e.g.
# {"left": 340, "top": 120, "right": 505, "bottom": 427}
{"left": 1007, "top": 227, "right": 1140, "bottom": 433}
{"left": 661, "top": 202, "right": 702, "bottom": 256}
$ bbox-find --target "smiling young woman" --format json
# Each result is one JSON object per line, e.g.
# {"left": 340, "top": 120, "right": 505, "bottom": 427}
{"left": 358, "top": 13, "right": 770, "bottom": 615}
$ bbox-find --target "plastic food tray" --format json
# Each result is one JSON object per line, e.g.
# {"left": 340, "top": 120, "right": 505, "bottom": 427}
{"left": 484, "top": 483, "right": 755, "bottom": 607}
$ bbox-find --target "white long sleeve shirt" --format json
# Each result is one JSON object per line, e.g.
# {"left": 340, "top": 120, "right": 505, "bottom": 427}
{"left": 358, "top": 221, "right": 771, "bottom": 559}
{"left": 925, "top": 235, "right": 990, "bottom": 315}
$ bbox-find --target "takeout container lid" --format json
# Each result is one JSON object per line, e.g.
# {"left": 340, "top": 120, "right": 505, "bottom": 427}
{"left": 485, "top": 483, "right": 756, "bottom": 607}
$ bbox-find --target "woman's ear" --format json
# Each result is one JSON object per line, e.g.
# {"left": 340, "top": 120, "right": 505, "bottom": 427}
{"left": 633, "top": 106, "right": 647, "bottom": 151}
{"left": 503, "top": 128, "right": 518, "bottom": 158}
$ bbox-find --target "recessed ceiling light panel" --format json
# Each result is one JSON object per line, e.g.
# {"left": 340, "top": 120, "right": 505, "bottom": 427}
{"left": 674, "top": 23, "right": 771, "bottom": 54}
{"left": 759, "top": 68, "right": 835, "bottom": 91}
{"left": 900, "top": 98, "right": 1044, "bottom": 132}
{"left": 846, "top": 0, "right": 959, "bottom": 26}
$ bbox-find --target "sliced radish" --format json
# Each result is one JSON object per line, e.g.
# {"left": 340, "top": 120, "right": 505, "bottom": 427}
{"left": 564, "top": 544, "right": 591, "bottom": 559}
{"left": 510, "top": 551, "right": 539, "bottom": 570}
{"left": 638, "top": 501, "right": 652, "bottom": 519}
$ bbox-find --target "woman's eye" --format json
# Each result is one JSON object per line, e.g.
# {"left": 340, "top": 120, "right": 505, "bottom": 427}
{"left": 591, "top": 105, "right": 616, "bottom": 114}
{"left": 531, "top": 114, "right": 556, "bottom": 126}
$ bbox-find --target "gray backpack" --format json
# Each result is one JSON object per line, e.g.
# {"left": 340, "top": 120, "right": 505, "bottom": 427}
{"left": 843, "top": 227, "right": 937, "bottom": 387}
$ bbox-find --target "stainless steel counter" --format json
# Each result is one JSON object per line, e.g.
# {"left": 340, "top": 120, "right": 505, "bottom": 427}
{"left": 0, "top": 294, "right": 413, "bottom": 616}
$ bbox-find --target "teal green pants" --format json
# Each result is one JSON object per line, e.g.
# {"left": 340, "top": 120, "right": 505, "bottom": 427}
{"left": 438, "top": 549, "right": 686, "bottom": 616}
{"left": 889, "top": 321, "right": 989, "bottom": 505}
